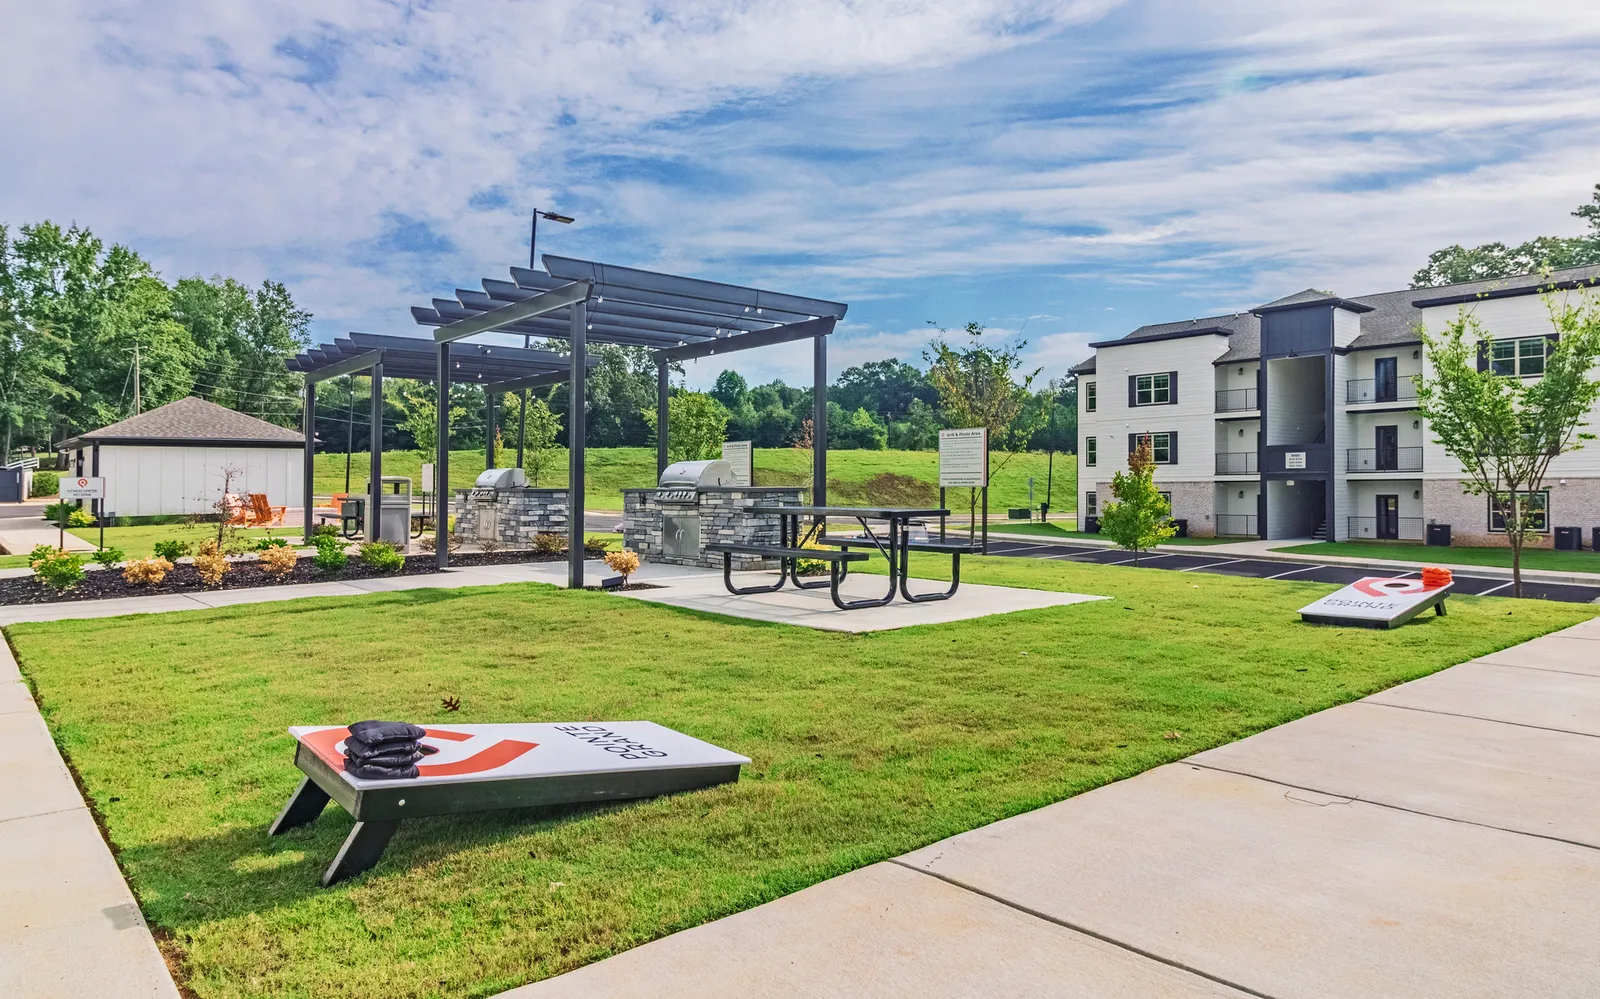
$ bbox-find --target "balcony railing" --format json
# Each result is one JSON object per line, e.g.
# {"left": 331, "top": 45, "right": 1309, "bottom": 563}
{"left": 1216, "top": 514, "right": 1258, "bottom": 537}
{"left": 1215, "top": 451, "right": 1258, "bottom": 475}
{"left": 1346, "top": 446, "right": 1422, "bottom": 473}
{"left": 1346, "top": 379, "right": 1418, "bottom": 405}
{"left": 1215, "top": 387, "right": 1258, "bottom": 412}
{"left": 1346, "top": 516, "right": 1424, "bottom": 541}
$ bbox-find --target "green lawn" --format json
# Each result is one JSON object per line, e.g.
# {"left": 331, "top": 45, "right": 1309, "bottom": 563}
{"left": 1275, "top": 540, "right": 1600, "bottom": 573}
{"left": 316, "top": 447, "right": 1074, "bottom": 514}
{"left": 12, "top": 556, "right": 1589, "bottom": 999}
{"left": 66, "top": 523, "right": 294, "bottom": 559}
{"left": 985, "top": 522, "right": 1235, "bottom": 545}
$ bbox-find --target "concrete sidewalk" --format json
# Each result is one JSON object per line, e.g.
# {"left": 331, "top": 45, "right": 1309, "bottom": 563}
{"left": 510, "top": 615, "right": 1600, "bottom": 998}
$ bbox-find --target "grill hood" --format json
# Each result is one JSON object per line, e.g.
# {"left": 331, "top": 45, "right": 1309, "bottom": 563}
{"left": 658, "top": 459, "right": 734, "bottom": 489}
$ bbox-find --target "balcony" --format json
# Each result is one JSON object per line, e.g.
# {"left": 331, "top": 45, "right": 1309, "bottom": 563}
{"left": 1345, "top": 379, "right": 1418, "bottom": 405}
{"left": 1346, "top": 516, "right": 1424, "bottom": 541}
{"left": 1215, "top": 387, "right": 1258, "bottom": 413}
{"left": 1346, "top": 447, "right": 1422, "bottom": 473}
{"left": 1215, "top": 451, "right": 1258, "bottom": 475}
{"left": 1216, "top": 514, "right": 1258, "bottom": 537}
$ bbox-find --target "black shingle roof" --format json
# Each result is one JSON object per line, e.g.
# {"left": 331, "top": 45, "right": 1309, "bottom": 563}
{"left": 65, "top": 397, "right": 304, "bottom": 447}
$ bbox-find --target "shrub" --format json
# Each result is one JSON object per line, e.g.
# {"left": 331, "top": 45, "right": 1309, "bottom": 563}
{"left": 583, "top": 535, "right": 612, "bottom": 559}
{"left": 603, "top": 549, "right": 640, "bottom": 582}
{"left": 28, "top": 544, "right": 56, "bottom": 568}
{"left": 358, "top": 539, "right": 404, "bottom": 573}
{"left": 43, "top": 502, "right": 94, "bottom": 527}
{"left": 30, "top": 471, "right": 58, "bottom": 497}
{"left": 34, "top": 550, "right": 85, "bottom": 591}
{"left": 253, "top": 537, "right": 291, "bottom": 551}
{"left": 478, "top": 538, "right": 502, "bottom": 554}
{"left": 416, "top": 533, "right": 462, "bottom": 554}
{"left": 531, "top": 532, "right": 565, "bottom": 555}
{"left": 192, "top": 541, "right": 231, "bottom": 587}
{"left": 152, "top": 539, "right": 193, "bottom": 562}
{"left": 312, "top": 522, "right": 340, "bottom": 539}
{"left": 257, "top": 544, "right": 299, "bottom": 577}
{"left": 312, "top": 535, "right": 348, "bottom": 574}
{"left": 795, "top": 536, "right": 833, "bottom": 576}
{"left": 123, "top": 557, "right": 174, "bottom": 585}
{"left": 92, "top": 546, "right": 126, "bottom": 568}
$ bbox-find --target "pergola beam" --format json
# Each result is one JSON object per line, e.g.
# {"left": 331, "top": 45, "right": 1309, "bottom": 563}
{"left": 302, "top": 349, "right": 384, "bottom": 384}
{"left": 483, "top": 370, "right": 571, "bottom": 395}
{"left": 654, "top": 316, "right": 835, "bottom": 362}
{"left": 432, "top": 280, "right": 591, "bottom": 343}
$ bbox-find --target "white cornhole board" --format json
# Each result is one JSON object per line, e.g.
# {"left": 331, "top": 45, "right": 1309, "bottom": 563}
{"left": 274, "top": 721, "right": 750, "bottom": 884}
{"left": 1298, "top": 576, "right": 1453, "bottom": 629}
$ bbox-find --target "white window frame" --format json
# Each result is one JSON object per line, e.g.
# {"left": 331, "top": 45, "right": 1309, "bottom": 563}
{"left": 1147, "top": 431, "right": 1172, "bottom": 464}
{"left": 1085, "top": 381, "right": 1097, "bottom": 412}
{"left": 1490, "top": 336, "right": 1548, "bottom": 377}
{"left": 1135, "top": 373, "right": 1171, "bottom": 406}
{"left": 1488, "top": 490, "right": 1550, "bottom": 534}
{"left": 1085, "top": 491, "right": 1097, "bottom": 517}
{"left": 1085, "top": 436, "right": 1097, "bottom": 467}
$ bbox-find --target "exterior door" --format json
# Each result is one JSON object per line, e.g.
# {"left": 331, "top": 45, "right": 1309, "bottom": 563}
{"left": 1376, "top": 494, "right": 1399, "bottom": 540}
{"left": 1374, "top": 357, "right": 1398, "bottom": 402}
{"left": 1375, "top": 425, "right": 1398, "bottom": 471}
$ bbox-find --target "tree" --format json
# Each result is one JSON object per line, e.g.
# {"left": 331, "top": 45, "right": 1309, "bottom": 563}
{"left": 521, "top": 395, "right": 563, "bottom": 485}
{"left": 1412, "top": 293, "right": 1600, "bottom": 596}
{"left": 1412, "top": 184, "right": 1600, "bottom": 288}
{"left": 832, "top": 358, "right": 936, "bottom": 423}
{"left": 0, "top": 229, "right": 74, "bottom": 459}
{"left": 827, "top": 402, "right": 888, "bottom": 449}
{"left": 1099, "top": 436, "right": 1176, "bottom": 564}
{"left": 925, "top": 322, "right": 1045, "bottom": 457}
{"left": 710, "top": 369, "right": 748, "bottom": 411}
{"left": 645, "top": 391, "right": 729, "bottom": 462}
{"left": 889, "top": 397, "right": 942, "bottom": 450}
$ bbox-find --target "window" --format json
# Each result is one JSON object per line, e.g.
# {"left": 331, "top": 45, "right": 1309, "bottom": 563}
{"left": 1488, "top": 491, "right": 1549, "bottom": 533}
{"left": 1085, "top": 381, "right": 1097, "bottom": 412}
{"left": 1085, "top": 491, "right": 1097, "bottom": 517}
{"left": 1134, "top": 373, "right": 1171, "bottom": 406}
{"left": 1085, "top": 437, "right": 1097, "bottom": 467}
{"left": 1129, "top": 431, "right": 1177, "bottom": 464}
{"left": 1490, "top": 336, "right": 1548, "bottom": 377}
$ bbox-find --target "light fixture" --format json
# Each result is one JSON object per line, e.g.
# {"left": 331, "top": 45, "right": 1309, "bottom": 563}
{"left": 586, "top": 324, "right": 592, "bottom": 330}
{"left": 1413, "top": 350, "right": 1420, "bottom": 359}
{"left": 1286, "top": 480, "right": 1296, "bottom": 487}
{"left": 1413, "top": 490, "right": 1420, "bottom": 499}
{"left": 536, "top": 210, "right": 576, "bottom": 224}
{"left": 1413, "top": 420, "right": 1420, "bottom": 429}
{"left": 1238, "top": 490, "right": 1245, "bottom": 499}
{"left": 1238, "top": 428, "right": 1245, "bottom": 437}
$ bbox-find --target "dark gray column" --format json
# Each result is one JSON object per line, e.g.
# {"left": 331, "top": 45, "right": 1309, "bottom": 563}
{"left": 436, "top": 343, "right": 451, "bottom": 568}
{"left": 568, "top": 300, "right": 588, "bottom": 589}
{"left": 485, "top": 391, "right": 497, "bottom": 470}
{"left": 303, "top": 378, "right": 315, "bottom": 544}
{"left": 517, "top": 388, "right": 527, "bottom": 468}
{"left": 813, "top": 334, "right": 827, "bottom": 508}
{"left": 368, "top": 364, "right": 383, "bottom": 541}
{"left": 656, "top": 359, "right": 669, "bottom": 477}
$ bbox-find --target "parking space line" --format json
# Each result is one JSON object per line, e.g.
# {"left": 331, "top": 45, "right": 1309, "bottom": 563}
{"left": 1265, "top": 564, "right": 1321, "bottom": 579}
{"left": 1180, "top": 559, "right": 1243, "bottom": 572}
{"left": 1477, "top": 581, "right": 1514, "bottom": 596}
{"left": 1105, "top": 553, "right": 1173, "bottom": 566}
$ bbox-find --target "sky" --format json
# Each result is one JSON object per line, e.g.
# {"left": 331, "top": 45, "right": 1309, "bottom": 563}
{"left": 5, "top": 0, "right": 1600, "bottom": 389}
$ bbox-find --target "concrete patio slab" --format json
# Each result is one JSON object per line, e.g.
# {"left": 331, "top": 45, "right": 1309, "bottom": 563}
{"left": 1474, "top": 634, "right": 1600, "bottom": 676}
{"left": 1188, "top": 699, "right": 1600, "bottom": 847}
{"left": 1366, "top": 661, "right": 1600, "bottom": 736}
{"left": 899, "top": 763, "right": 1600, "bottom": 999}
{"left": 0, "top": 525, "right": 97, "bottom": 554}
{"left": 614, "top": 565, "right": 1105, "bottom": 633}
{"left": 508, "top": 861, "right": 1252, "bottom": 999}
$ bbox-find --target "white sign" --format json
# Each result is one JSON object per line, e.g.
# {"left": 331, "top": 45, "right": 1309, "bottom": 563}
{"left": 289, "top": 721, "right": 751, "bottom": 788}
{"left": 59, "top": 476, "right": 104, "bottom": 501}
{"left": 1299, "top": 576, "right": 1452, "bottom": 629}
{"left": 939, "top": 428, "right": 989, "bottom": 487}
{"left": 1285, "top": 452, "right": 1306, "bottom": 470}
{"left": 420, "top": 462, "right": 435, "bottom": 494}
{"left": 721, "top": 441, "right": 752, "bottom": 487}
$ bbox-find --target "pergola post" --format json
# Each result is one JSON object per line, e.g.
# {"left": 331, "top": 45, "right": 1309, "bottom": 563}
{"left": 302, "top": 377, "right": 315, "bottom": 544}
{"left": 367, "top": 364, "right": 383, "bottom": 542}
{"left": 813, "top": 333, "right": 827, "bottom": 508}
{"left": 656, "top": 359, "right": 669, "bottom": 477}
{"left": 567, "top": 299, "right": 588, "bottom": 589}
{"left": 435, "top": 343, "right": 451, "bottom": 568}
{"left": 485, "top": 391, "right": 497, "bottom": 470}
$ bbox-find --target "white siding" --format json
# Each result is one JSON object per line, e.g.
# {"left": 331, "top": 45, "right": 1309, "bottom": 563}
{"left": 1093, "top": 334, "right": 1229, "bottom": 484}
{"left": 1333, "top": 307, "right": 1363, "bottom": 348}
{"left": 96, "top": 446, "right": 303, "bottom": 517}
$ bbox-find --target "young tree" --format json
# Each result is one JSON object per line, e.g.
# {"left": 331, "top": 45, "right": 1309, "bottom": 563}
{"left": 521, "top": 395, "right": 563, "bottom": 485}
{"left": 644, "top": 391, "right": 729, "bottom": 462}
{"left": 1413, "top": 294, "right": 1600, "bottom": 596}
{"left": 1099, "top": 436, "right": 1176, "bottom": 564}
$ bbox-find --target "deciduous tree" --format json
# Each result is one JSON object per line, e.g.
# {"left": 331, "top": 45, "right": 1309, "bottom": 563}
{"left": 1099, "top": 436, "right": 1176, "bottom": 564}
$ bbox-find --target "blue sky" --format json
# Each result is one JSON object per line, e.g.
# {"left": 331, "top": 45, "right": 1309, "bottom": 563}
{"left": 5, "top": 0, "right": 1600, "bottom": 387}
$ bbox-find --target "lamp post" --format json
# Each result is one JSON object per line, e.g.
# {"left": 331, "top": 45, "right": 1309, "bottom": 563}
{"left": 517, "top": 208, "right": 576, "bottom": 468}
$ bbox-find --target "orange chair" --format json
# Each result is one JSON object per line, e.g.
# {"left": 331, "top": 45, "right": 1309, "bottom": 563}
{"left": 249, "top": 493, "right": 287, "bottom": 526}
{"left": 222, "top": 493, "right": 249, "bottom": 526}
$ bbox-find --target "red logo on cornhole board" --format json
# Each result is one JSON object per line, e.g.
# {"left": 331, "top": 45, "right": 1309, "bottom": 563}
{"left": 301, "top": 727, "right": 538, "bottom": 778}
{"left": 1352, "top": 577, "right": 1437, "bottom": 598}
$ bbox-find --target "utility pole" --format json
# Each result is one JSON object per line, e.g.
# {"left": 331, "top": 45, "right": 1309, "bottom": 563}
{"left": 132, "top": 343, "right": 142, "bottom": 414}
{"left": 344, "top": 374, "right": 355, "bottom": 494}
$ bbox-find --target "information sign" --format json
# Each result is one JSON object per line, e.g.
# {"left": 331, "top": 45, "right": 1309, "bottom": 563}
{"left": 59, "top": 476, "right": 104, "bottom": 501}
{"left": 1285, "top": 452, "right": 1306, "bottom": 470}
{"left": 939, "top": 428, "right": 989, "bottom": 487}
{"left": 420, "top": 462, "right": 434, "bottom": 494}
{"left": 721, "top": 441, "right": 752, "bottom": 487}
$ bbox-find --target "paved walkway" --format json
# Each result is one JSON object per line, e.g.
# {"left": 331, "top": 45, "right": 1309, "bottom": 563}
{"left": 508, "top": 615, "right": 1600, "bottom": 999}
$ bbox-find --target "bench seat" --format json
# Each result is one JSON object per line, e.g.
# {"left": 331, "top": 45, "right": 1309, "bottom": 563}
{"left": 704, "top": 542, "right": 868, "bottom": 562}
{"left": 816, "top": 536, "right": 977, "bottom": 555}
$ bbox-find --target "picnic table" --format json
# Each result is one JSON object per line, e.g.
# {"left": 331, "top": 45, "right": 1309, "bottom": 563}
{"left": 705, "top": 505, "right": 974, "bottom": 610}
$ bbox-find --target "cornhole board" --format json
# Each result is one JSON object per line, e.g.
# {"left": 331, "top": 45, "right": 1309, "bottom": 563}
{"left": 1298, "top": 576, "right": 1453, "bottom": 629}
{"left": 270, "top": 722, "right": 750, "bottom": 885}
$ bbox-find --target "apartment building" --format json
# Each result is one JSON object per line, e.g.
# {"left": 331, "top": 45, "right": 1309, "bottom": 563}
{"left": 1072, "top": 265, "right": 1600, "bottom": 545}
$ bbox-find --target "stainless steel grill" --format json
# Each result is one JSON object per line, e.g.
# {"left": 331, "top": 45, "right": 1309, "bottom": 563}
{"left": 469, "top": 468, "right": 528, "bottom": 540}
{"left": 656, "top": 459, "right": 733, "bottom": 504}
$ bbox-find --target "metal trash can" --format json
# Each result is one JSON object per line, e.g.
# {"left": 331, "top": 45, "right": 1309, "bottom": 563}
{"left": 375, "top": 477, "right": 413, "bottom": 547}
{"left": 1083, "top": 516, "right": 1099, "bottom": 533}
{"left": 1426, "top": 523, "right": 1451, "bottom": 547}
{"left": 1593, "top": 527, "right": 1600, "bottom": 553}
{"left": 1554, "top": 526, "right": 1582, "bottom": 551}
{"left": 1172, "top": 518, "right": 1189, "bottom": 539}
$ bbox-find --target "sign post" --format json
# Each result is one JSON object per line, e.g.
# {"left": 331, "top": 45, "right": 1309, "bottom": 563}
{"left": 721, "top": 441, "right": 752, "bottom": 488}
{"left": 939, "top": 428, "right": 989, "bottom": 551}
{"left": 58, "top": 476, "right": 104, "bottom": 551}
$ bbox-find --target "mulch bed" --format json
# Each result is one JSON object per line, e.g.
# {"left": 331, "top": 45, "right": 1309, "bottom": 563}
{"left": 0, "top": 550, "right": 568, "bottom": 606}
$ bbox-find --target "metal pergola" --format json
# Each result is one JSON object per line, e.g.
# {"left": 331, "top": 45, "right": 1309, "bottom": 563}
{"left": 411, "top": 254, "right": 848, "bottom": 588}
{"left": 288, "top": 331, "right": 588, "bottom": 544}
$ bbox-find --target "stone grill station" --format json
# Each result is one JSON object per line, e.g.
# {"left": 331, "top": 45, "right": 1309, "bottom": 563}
{"left": 454, "top": 467, "right": 569, "bottom": 547}
{"left": 624, "top": 459, "right": 803, "bottom": 570}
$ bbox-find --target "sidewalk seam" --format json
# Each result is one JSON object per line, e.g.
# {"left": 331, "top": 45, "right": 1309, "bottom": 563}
{"left": 1475, "top": 660, "right": 1600, "bottom": 680}
{"left": 886, "top": 859, "right": 1280, "bottom": 999}
{"left": 1364, "top": 700, "right": 1600, "bottom": 741}
{"left": 1182, "top": 761, "right": 1600, "bottom": 854}
{"left": 0, "top": 804, "right": 87, "bottom": 826}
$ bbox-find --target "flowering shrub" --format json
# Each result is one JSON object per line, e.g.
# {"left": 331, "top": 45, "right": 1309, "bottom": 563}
{"left": 34, "top": 550, "right": 86, "bottom": 591}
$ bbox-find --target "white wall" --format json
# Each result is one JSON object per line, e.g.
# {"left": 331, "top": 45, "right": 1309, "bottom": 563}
{"left": 1092, "top": 333, "right": 1229, "bottom": 484}
{"left": 1333, "top": 307, "right": 1363, "bottom": 349}
{"left": 95, "top": 446, "right": 304, "bottom": 517}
